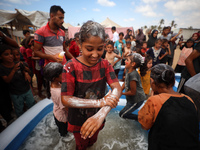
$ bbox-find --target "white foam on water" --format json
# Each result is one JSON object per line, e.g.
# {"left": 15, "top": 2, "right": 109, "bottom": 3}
{"left": 19, "top": 110, "right": 148, "bottom": 150}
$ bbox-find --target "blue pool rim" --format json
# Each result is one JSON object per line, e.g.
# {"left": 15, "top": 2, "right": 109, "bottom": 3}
{"left": 5, "top": 103, "right": 53, "bottom": 150}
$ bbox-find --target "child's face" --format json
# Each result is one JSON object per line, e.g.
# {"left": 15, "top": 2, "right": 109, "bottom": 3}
{"left": 163, "top": 29, "right": 169, "bottom": 35}
{"left": 192, "top": 34, "right": 198, "bottom": 41}
{"left": 186, "top": 41, "right": 193, "bottom": 48}
{"left": 106, "top": 44, "right": 113, "bottom": 53}
{"left": 142, "top": 43, "right": 147, "bottom": 49}
{"left": 0, "top": 49, "right": 13, "bottom": 63}
{"left": 12, "top": 50, "right": 20, "bottom": 61}
{"left": 81, "top": 36, "right": 104, "bottom": 66}
{"left": 119, "top": 34, "right": 123, "bottom": 40}
{"left": 147, "top": 59, "right": 153, "bottom": 69}
{"left": 126, "top": 43, "right": 131, "bottom": 49}
{"left": 125, "top": 57, "right": 133, "bottom": 69}
{"left": 155, "top": 41, "right": 162, "bottom": 49}
{"left": 163, "top": 42, "right": 168, "bottom": 48}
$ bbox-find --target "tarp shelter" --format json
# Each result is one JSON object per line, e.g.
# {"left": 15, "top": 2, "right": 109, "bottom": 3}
{"left": 68, "top": 18, "right": 133, "bottom": 39}
{"left": 172, "top": 28, "right": 200, "bottom": 40}
{"left": 0, "top": 9, "right": 49, "bottom": 29}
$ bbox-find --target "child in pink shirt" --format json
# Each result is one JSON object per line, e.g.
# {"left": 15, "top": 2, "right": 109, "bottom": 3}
{"left": 43, "top": 62, "right": 68, "bottom": 136}
{"left": 175, "top": 38, "right": 194, "bottom": 73}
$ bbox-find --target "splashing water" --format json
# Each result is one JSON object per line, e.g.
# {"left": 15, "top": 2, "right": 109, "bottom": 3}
{"left": 19, "top": 110, "right": 148, "bottom": 150}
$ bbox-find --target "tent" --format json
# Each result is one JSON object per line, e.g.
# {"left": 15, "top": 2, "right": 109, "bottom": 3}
{"left": 101, "top": 17, "right": 121, "bottom": 28}
{"left": 0, "top": 9, "right": 49, "bottom": 29}
{"left": 68, "top": 18, "right": 133, "bottom": 39}
{"left": 62, "top": 22, "right": 73, "bottom": 29}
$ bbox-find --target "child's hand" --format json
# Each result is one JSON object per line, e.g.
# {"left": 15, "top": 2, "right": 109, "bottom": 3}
{"left": 167, "top": 44, "right": 170, "bottom": 49}
{"left": 13, "top": 62, "right": 20, "bottom": 72}
{"left": 100, "top": 90, "right": 119, "bottom": 108}
{"left": 80, "top": 110, "right": 105, "bottom": 139}
{"left": 24, "top": 72, "right": 31, "bottom": 82}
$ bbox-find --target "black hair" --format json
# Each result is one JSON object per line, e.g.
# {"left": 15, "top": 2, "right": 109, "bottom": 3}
{"left": 50, "top": 5, "right": 65, "bottom": 15}
{"left": 128, "top": 53, "right": 143, "bottom": 68}
{"left": 119, "top": 32, "right": 124, "bottom": 36}
{"left": 0, "top": 44, "right": 12, "bottom": 56}
{"left": 142, "top": 41, "right": 147, "bottom": 45}
{"left": 107, "top": 40, "right": 114, "bottom": 47}
{"left": 79, "top": 20, "right": 106, "bottom": 44}
{"left": 155, "top": 39, "right": 162, "bottom": 44}
{"left": 150, "top": 64, "right": 175, "bottom": 88}
{"left": 126, "top": 41, "right": 131, "bottom": 45}
{"left": 43, "top": 62, "right": 63, "bottom": 98}
{"left": 74, "top": 32, "right": 79, "bottom": 38}
{"left": 23, "top": 30, "right": 30, "bottom": 36}
{"left": 140, "top": 55, "right": 152, "bottom": 77}
{"left": 163, "top": 26, "right": 169, "bottom": 31}
{"left": 162, "top": 39, "right": 169, "bottom": 46}
{"left": 111, "top": 26, "right": 116, "bottom": 31}
{"left": 25, "top": 36, "right": 34, "bottom": 48}
{"left": 65, "top": 39, "right": 71, "bottom": 47}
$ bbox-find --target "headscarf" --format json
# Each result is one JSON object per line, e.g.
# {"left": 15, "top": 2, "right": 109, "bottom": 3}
{"left": 192, "top": 33, "right": 200, "bottom": 41}
{"left": 136, "top": 29, "right": 145, "bottom": 42}
{"left": 147, "top": 29, "right": 158, "bottom": 48}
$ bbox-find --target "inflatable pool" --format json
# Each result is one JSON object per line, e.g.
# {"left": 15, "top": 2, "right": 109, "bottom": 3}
{"left": 0, "top": 70, "right": 182, "bottom": 150}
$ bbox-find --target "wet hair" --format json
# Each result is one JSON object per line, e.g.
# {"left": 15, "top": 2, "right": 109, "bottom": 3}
{"left": 43, "top": 62, "right": 63, "bottom": 98}
{"left": 79, "top": 20, "right": 106, "bottom": 44}
{"left": 107, "top": 40, "right": 114, "bottom": 47}
{"left": 50, "top": 5, "right": 65, "bottom": 15}
{"left": 74, "top": 32, "right": 79, "bottom": 38}
{"left": 119, "top": 32, "right": 124, "bottom": 36}
{"left": 23, "top": 30, "right": 30, "bottom": 36}
{"left": 140, "top": 55, "right": 152, "bottom": 77}
{"left": 25, "top": 36, "right": 34, "bottom": 48}
{"left": 111, "top": 26, "right": 116, "bottom": 31}
{"left": 150, "top": 64, "right": 175, "bottom": 88}
{"left": 128, "top": 53, "right": 143, "bottom": 68}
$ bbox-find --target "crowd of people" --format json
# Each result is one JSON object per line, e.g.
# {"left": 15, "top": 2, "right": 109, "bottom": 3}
{"left": 0, "top": 5, "right": 200, "bottom": 150}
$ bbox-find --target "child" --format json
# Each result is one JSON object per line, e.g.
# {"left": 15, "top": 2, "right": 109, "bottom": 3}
{"left": 138, "top": 55, "right": 153, "bottom": 98}
{"left": 43, "top": 62, "right": 68, "bottom": 137}
{"left": 61, "top": 21, "right": 122, "bottom": 150}
{"left": 146, "top": 39, "right": 166, "bottom": 66}
{"left": 105, "top": 40, "right": 122, "bottom": 75}
{"left": 130, "top": 35, "right": 136, "bottom": 49}
{"left": 0, "top": 44, "right": 35, "bottom": 117}
{"left": 119, "top": 53, "right": 146, "bottom": 120}
{"left": 122, "top": 41, "right": 132, "bottom": 65}
{"left": 140, "top": 41, "right": 149, "bottom": 57}
{"left": 114, "top": 32, "right": 126, "bottom": 57}
{"left": 160, "top": 39, "right": 171, "bottom": 64}
{"left": 175, "top": 38, "right": 194, "bottom": 73}
{"left": 138, "top": 64, "right": 199, "bottom": 150}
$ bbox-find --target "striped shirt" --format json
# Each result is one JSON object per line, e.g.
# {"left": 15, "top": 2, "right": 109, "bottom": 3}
{"left": 34, "top": 22, "right": 65, "bottom": 65}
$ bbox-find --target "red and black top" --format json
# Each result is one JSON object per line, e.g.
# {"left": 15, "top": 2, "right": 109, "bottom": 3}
{"left": 61, "top": 58, "right": 118, "bottom": 132}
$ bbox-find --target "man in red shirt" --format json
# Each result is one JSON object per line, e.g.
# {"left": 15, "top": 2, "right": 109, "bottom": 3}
{"left": 34, "top": 5, "right": 73, "bottom": 66}
{"left": 69, "top": 32, "right": 81, "bottom": 57}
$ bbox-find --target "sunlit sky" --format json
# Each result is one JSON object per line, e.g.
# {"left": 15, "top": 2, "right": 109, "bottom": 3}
{"left": 1, "top": 0, "right": 200, "bottom": 30}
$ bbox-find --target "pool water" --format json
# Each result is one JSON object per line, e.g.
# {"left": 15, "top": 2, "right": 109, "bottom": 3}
{"left": 19, "top": 109, "right": 148, "bottom": 150}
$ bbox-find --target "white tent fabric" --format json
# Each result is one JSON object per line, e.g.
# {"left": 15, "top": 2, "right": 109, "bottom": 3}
{"left": 101, "top": 17, "right": 121, "bottom": 28}
{"left": 0, "top": 9, "right": 49, "bottom": 29}
{"left": 62, "top": 22, "right": 73, "bottom": 29}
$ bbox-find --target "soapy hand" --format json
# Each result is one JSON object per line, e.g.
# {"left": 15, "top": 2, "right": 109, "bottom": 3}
{"left": 80, "top": 109, "right": 105, "bottom": 139}
{"left": 100, "top": 90, "right": 119, "bottom": 108}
